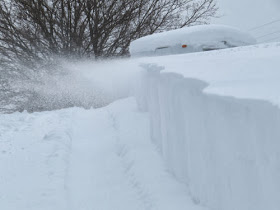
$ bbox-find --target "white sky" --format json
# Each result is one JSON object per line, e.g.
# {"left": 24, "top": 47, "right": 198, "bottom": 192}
{"left": 212, "top": 0, "right": 280, "bottom": 43}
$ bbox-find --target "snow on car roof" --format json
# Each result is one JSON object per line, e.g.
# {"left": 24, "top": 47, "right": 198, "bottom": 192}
{"left": 129, "top": 24, "right": 257, "bottom": 55}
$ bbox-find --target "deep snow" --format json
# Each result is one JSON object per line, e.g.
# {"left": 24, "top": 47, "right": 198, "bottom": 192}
{"left": 137, "top": 70, "right": 280, "bottom": 210}
{"left": 134, "top": 42, "right": 280, "bottom": 210}
{"left": 1, "top": 42, "right": 280, "bottom": 210}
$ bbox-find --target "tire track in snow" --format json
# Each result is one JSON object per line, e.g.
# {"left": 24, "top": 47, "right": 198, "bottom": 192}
{"left": 109, "top": 112, "right": 156, "bottom": 210}
{"left": 106, "top": 98, "right": 208, "bottom": 210}
{"left": 65, "top": 98, "right": 208, "bottom": 210}
{"left": 66, "top": 108, "right": 147, "bottom": 210}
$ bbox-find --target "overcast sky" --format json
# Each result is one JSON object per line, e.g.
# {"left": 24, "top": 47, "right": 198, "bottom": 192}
{"left": 212, "top": 0, "right": 280, "bottom": 43}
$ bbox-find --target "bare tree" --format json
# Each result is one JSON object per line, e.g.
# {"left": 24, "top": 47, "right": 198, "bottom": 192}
{"left": 0, "top": 0, "right": 217, "bottom": 113}
{"left": 0, "top": 0, "right": 217, "bottom": 62}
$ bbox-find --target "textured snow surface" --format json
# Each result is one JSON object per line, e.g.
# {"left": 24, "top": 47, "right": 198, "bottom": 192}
{"left": 130, "top": 24, "right": 256, "bottom": 56}
{"left": 0, "top": 98, "right": 205, "bottom": 210}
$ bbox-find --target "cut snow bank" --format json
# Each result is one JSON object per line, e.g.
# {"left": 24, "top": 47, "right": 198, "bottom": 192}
{"left": 135, "top": 44, "right": 280, "bottom": 210}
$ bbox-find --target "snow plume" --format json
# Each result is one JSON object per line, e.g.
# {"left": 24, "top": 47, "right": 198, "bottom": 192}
{"left": 0, "top": 58, "right": 141, "bottom": 113}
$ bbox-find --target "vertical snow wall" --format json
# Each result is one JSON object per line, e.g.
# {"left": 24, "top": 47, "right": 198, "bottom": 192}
{"left": 136, "top": 65, "right": 280, "bottom": 210}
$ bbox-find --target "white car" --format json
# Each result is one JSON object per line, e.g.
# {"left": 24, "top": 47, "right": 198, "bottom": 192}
{"left": 129, "top": 24, "right": 256, "bottom": 57}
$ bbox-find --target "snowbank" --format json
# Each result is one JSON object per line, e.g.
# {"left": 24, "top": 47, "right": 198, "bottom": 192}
{"left": 136, "top": 43, "right": 280, "bottom": 210}
{"left": 130, "top": 25, "right": 256, "bottom": 57}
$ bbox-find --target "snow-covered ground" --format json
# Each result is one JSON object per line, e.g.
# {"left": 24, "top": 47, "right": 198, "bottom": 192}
{"left": 1, "top": 42, "right": 280, "bottom": 210}
{"left": 0, "top": 98, "right": 206, "bottom": 210}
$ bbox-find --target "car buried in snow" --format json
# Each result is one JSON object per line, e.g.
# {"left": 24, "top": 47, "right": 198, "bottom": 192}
{"left": 129, "top": 24, "right": 256, "bottom": 57}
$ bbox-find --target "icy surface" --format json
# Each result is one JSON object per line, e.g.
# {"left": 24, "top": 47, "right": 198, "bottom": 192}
{"left": 0, "top": 98, "right": 205, "bottom": 210}
{"left": 130, "top": 25, "right": 256, "bottom": 57}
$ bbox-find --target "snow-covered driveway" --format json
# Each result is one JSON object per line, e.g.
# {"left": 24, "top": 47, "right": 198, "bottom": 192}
{"left": 0, "top": 98, "right": 204, "bottom": 210}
